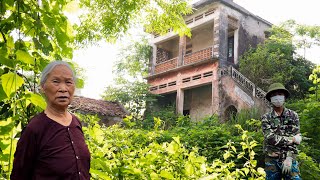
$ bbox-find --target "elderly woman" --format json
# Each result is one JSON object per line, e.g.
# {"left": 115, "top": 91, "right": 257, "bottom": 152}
{"left": 11, "top": 61, "right": 90, "bottom": 180}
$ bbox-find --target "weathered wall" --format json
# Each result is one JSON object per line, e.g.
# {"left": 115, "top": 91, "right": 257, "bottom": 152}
{"left": 157, "top": 37, "right": 179, "bottom": 58}
{"left": 219, "top": 75, "right": 269, "bottom": 121}
{"left": 100, "top": 116, "right": 123, "bottom": 127}
{"left": 191, "top": 23, "right": 214, "bottom": 52}
{"left": 188, "top": 85, "right": 213, "bottom": 121}
{"left": 148, "top": 61, "right": 218, "bottom": 94}
{"left": 148, "top": 0, "right": 272, "bottom": 121}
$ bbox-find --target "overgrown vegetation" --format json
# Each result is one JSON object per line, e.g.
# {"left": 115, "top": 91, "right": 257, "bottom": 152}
{"left": 81, "top": 100, "right": 320, "bottom": 179}
{"left": 1, "top": 0, "right": 320, "bottom": 179}
{"left": 239, "top": 21, "right": 316, "bottom": 99}
{"left": 84, "top": 115, "right": 266, "bottom": 179}
{"left": 0, "top": 0, "right": 192, "bottom": 178}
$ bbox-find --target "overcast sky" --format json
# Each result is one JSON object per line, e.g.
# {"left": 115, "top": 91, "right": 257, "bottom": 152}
{"left": 73, "top": 0, "right": 320, "bottom": 99}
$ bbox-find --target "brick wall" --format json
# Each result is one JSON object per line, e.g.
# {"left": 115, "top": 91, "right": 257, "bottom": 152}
{"left": 184, "top": 47, "right": 212, "bottom": 65}
{"left": 155, "top": 57, "right": 178, "bottom": 74}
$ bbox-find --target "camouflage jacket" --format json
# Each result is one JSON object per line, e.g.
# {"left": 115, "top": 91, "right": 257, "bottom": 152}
{"left": 261, "top": 107, "right": 300, "bottom": 159}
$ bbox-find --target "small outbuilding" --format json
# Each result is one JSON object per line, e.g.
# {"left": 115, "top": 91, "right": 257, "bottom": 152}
{"left": 69, "top": 96, "right": 129, "bottom": 126}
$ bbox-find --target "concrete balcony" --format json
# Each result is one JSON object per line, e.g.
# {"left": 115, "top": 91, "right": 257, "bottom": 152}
{"left": 154, "top": 57, "right": 178, "bottom": 74}
{"left": 150, "top": 46, "right": 214, "bottom": 76}
{"left": 184, "top": 46, "right": 213, "bottom": 65}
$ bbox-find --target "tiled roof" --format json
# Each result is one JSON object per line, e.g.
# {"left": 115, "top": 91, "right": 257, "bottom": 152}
{"left": 69, "top": 96, "right": 129, "bottom": 117}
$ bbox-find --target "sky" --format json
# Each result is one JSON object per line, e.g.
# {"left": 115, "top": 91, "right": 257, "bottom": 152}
{"left": 72, "top": 0, "right": 320, "bottom": 99}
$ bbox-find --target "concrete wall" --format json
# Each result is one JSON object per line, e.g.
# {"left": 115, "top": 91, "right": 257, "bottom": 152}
{"left": 187, "top": 85, "right": 213, "bottom": 121}
{"left": 100, "top": 116, "right": 123, "bottom": 127}
{"left": 157, "top": 37, "right": 179, "bottom": 58}
{"left": 218, "top": 4, "right": 271, "bottom": 63}
{"left": 219, "top": 75, "right": 269, "bottom": 121}
{"left": 191, "top": 23, "right": 214, "bottom": 52}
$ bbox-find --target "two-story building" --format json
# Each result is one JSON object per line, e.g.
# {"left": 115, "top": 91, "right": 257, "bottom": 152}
{"left": 146, "top": 0, "right": 272, "bottom": 120}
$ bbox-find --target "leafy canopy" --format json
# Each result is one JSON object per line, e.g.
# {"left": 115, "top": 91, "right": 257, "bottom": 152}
{"left": 239, "top": 21, "right": 316, "bottom": 99}
{"left": 102, "top": 37, "right": 156, "bottom": 119}
{"left": 75, "top": 0, "right": 193, "bottom": 44}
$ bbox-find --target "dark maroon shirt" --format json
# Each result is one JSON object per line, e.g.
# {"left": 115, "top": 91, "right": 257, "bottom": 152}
{"left": 11, "top": 112, "right": 90, "bottom": 180}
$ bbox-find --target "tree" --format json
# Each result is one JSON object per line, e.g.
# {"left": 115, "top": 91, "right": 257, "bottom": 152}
{"left": 282, "top": 20, "right": 320, "bottom": 59}
{"left": 102, "top": 37, "right": 156, "bottom": 120}
{"left": 0, "top": 0, "right": 76, "bottom": 177}
{"left": 0, "top": 0, "right": 192, "bottom": 177}
{"left": 75, "top": 0, "right": 192, "bottom": 45}
{"left": 239, "top": 23, "right": 315, "bottom": 99}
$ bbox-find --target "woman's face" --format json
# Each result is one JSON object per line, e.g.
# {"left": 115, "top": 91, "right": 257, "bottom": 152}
{"left": 42, "top": 65, "right": 75, "bottom": 110}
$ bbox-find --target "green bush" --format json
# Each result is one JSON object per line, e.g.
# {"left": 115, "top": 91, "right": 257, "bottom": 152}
{"left": 84, "top": 123, "right": 208, "bottom": 179}
{"left": 287, "top": 100, "right": 320, "bottom": 163}
{"left": 298, "top": 152, "right": 320, "bottom": 179}
{"left": 82, "top": 114, "right": 265, "bottom": 179}
{"left": 142, "top": 105, "right": 178, "bottom": 129}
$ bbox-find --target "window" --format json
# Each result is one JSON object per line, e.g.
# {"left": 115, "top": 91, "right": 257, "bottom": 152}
{"left": 227, "top": 36, "right": 234, "bottom": 63}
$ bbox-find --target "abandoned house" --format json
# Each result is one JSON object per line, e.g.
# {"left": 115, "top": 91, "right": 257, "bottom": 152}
{"left": 68, "top": 96, "right": 129, "bottom": 126}
{"left": 146, "top": 0, "right": 272, "bottom": 121}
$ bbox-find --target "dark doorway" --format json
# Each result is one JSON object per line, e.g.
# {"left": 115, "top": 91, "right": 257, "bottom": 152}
{"left": 183, "top": 110, "right": 190, "bottom": 116}
{"left": 225, "top": 105, "right": 237, "bottom": 121}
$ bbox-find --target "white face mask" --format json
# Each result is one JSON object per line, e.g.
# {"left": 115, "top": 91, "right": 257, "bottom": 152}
{"left": 270, "top": 95, "right": 285, "bottom": 107}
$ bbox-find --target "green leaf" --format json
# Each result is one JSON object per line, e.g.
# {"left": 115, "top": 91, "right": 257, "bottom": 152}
{"left": 7, "top": 36, "right": 14, "bottom": 49}
{"left": 0, "top": 57, "right": 16, "bottom": 68}
{"left": 1, "top": 72, "right": 24, "bottom": 97}
{"left": 16, "top": 50, "right": 34, "bottom": 65}
{"left": 26, "top": 92, "right": 47, "bottom": 109}
{"left": 242, "top": 168, "right": 249, "bottom": 175}
{"left": 76, "top": 78, "right": 84, "bottom": 88}
{"left": 0, "top": 83, "right": 8, "bottom": 101}
{"left": 185, "top": 162, "right": 194, "bottom": 176}
{"left": 237, "top": 152, "right": 245, "bottom": 159}
{"left": 90, "top": 169, "right": 111, "bottom": 180}
{"left": 231, "top": 146, "right": 237, "bottom": 153}
{"left": 0, "top": 118, "right": 14, "bottom": 135}
{"left": 150, "top": 172, "right": 159, "bottom": 179}
{"left": 223, "top": 151, "right": 231, "bottom": 160}
{"left": 160, "top": 170, "right": 174, "bottom": 179}
{"left": 63, "top": 1, "right": 79, "bottom": 13}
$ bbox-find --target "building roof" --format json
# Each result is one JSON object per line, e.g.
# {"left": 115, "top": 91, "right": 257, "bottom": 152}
{"left": 69, "top": 96, "right": 129, "bottom": 118}
{"left": 192, "top": 0, "right": 272, "bottom": 26}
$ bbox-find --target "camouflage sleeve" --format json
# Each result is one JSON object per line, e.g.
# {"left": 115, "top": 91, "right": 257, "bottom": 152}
{"left": 261, "top": 113, "right": 295, "bottom": 147}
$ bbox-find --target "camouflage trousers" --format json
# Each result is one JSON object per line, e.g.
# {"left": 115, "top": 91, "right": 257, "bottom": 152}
{"left": 265, "top": 156, "right": 301, "bottom": 180}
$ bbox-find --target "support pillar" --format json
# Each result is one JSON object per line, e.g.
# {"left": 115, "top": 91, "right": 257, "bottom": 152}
{"left": 178, "top": 35, "right": 186, "bottom": 66}
{"left": 234, "top": 29, "right": 239, "bottom": 64}
{"left": 176, "top": 88, "right": 184, "bottom": 115}
{"left": 212, "top": 67, "right": 220, "bottom": 116}
{"left": 151, "top": 44, "right": 157, "bottom": 75}
{"left": 213, "top": 10, "right": 229, "bottom": 67}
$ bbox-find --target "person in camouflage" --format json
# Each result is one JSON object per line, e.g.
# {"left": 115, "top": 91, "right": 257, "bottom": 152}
{"left": 261, "top": 83, "right": 302, "bottom": 180}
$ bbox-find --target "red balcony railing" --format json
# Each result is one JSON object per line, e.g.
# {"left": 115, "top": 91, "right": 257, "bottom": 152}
{"left": 183, "top": 47, "right": 213, "bottom": 65}
{"left": 154, "top": 57, "right": 178, "bottom": 74}
{"left": 152, "top": 47, "right": 213, "bottom": 75}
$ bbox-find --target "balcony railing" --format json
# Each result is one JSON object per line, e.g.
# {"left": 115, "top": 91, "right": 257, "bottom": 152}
{"left": 153, "top": 46, "right": 213, "bottom": 75}
{"left": 154, "top": 57, "right": 178, "bottom": 74}
{"left": 222, "top": 66, "right": 270, "bottom": 106}
{"left": 184, "top": 47, "right": 213, "bottom": 65}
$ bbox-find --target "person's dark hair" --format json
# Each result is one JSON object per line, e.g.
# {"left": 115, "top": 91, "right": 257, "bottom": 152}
{"left": 40, "top": 61, "right": 76, "bottom": 86}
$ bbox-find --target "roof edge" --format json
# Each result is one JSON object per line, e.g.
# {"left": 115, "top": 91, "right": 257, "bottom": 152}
{"left": 192, "top": 0, "right": 272, "bottom": 26}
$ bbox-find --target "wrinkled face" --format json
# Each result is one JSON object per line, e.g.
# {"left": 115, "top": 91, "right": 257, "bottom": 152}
{"left": 42, "top": 65, "right": 75, "bottom": 110}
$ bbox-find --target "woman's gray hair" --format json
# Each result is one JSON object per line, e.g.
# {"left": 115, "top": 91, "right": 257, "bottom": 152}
{"left": 40, "top": 61, "right": 76, "bottom": 86}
